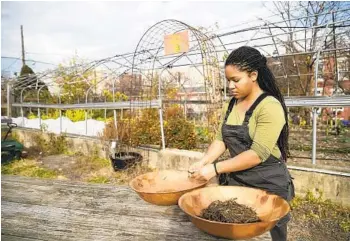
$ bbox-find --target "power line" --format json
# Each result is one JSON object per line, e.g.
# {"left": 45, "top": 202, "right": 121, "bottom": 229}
{"left": 1, "top": 56, "right": 57, "bottom": 66}
{"left": 2, "top": 57, "right": 20, "bottom": 71}
{"left": 25, "top": 52, "right": 71, "bottom": 57}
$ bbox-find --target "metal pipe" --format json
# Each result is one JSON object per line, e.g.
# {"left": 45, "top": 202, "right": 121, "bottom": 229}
{"left": 113, "top": 79, "right": 118, "bottom": 138}
{"left": 6, "top": 82, "right": 11, "bottom": 117}
{"left": 12, "top": 100, "right": 162, "bottom": 109}
{"left": 216, "top": 8, "right": 350, "bottom": 39}
{"left": 11, "top": 95, "right": 350, "bottom": 108}
{"left": 59, "top": 109, "right": 62, "bottom": 134}
{"left": 21, "top": 106, "right": 24, "bottom": 127}
{"left": 142, "top": 47, "right": 350, "bottom": 71}
{"left": 38, "top": 106, "right": 41, "bottom": 129}
{"left": 85, "top": 110, "right": 88, "bottom": 135}
{"left": 219, "top": 19, "right": 346, "bottom": 48}
{"left": 312, "top": 50, "right": 321, "bottom": 165}
{"left": 158, "top": 68, "right": 166, "bottom": 150}
{"left": 267, "top": 25, "right": 289, "bottom": 96}
{"left": 20, "top": 86, "right": 33, "bottom": 103}
{"left": 311, "top": 21, "right": 331, "bottom": 165}
{"left": 37, "top": 85, "right": 48, "bottom": 130}
{"left": 58, "top": 84, "right": 63, "bottom": 134}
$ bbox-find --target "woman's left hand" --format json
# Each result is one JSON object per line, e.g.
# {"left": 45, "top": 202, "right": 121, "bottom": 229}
{"left": 191, "top": 164, "right": 216, "bottom": 181}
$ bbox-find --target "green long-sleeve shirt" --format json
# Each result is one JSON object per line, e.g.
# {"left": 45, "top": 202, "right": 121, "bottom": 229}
{"left": 216, "top": 96, "right": 286, "bottom": 162}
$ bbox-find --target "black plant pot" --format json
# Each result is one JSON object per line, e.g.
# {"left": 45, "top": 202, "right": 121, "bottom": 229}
{"left": 110, "top": 152, "right": 143, "bottom": 171}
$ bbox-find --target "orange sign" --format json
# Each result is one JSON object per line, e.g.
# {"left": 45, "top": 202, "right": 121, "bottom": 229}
{"left": 164, "top": 30, "right": 189, "bottom": 55}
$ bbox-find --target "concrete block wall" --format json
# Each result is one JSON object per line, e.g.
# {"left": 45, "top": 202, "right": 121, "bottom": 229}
{"left": 14, "top": 129, "right": 108, "bottom": 158}
{"left": 289, "top": 169, "right": 350, "bottom": 206}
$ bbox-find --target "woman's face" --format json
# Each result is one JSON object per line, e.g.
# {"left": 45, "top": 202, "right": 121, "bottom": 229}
{"left": 225, "top": 65, "right": 257, "bottom": 99}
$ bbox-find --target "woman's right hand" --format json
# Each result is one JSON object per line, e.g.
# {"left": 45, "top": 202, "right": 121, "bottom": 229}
{"left": 188, "top": 160, "right": 205, "bottom": 175}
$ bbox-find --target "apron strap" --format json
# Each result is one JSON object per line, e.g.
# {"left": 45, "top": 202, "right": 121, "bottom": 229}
{"left": 243, "top": 93, "right": 269, "bottom": 125}
{"left": 224, "top": 97, "right": 236, "bottom": 123}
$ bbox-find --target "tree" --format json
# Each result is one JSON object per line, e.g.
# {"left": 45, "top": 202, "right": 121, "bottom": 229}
{"left": 54, "top": 56, "right": 94, "bottom": 104}
{"left": 263, "top": 1, "right": 350, "bottom": 96}
{"left": 14, "top": 64, "right": 49, "bottom": 103}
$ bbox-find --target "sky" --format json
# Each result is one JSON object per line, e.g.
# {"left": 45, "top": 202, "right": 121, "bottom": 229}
{"left": 1, "top": 1, "right": 274, "bottom": 76}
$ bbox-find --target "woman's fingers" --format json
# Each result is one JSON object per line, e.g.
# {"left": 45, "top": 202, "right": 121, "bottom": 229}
{"left": 191, "top": 171, "right": 199, "bottom": 179}
{"left": 189, "top": 161, "right": 205, "bottom": 173}
{"left": 188, "top": 170, "right": 195, "bottom": 178}
{"left": 191, "top": 171, "right": 205, "bottom": 181}
{"left": 189, "top": 163, "right": 200, "bottom": 172}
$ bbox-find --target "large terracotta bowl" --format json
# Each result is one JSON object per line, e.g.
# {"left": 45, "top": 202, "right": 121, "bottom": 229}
{"left": 178, "top": 186, "right": 290, "bottom": 240}
{"left": 129, "top": 170, "right": 208, "bottom": 206}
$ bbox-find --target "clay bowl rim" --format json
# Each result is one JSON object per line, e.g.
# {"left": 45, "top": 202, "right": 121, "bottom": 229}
{"left": 178, "top": 185, "right": 291, "bottom": 226}
{"left": 129, "top": 170, "right": 209, "bottom": 195}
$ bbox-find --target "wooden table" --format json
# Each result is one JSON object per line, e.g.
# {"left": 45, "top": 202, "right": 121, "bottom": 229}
{"left": 1, "top": 175, "right": 271, "bottom": 241}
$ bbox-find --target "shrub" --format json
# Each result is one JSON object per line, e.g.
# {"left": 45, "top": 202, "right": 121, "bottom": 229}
{"left": 65, "top": 109, "right": 91, "bottom": 122}
{"left": 31, "top": 132, "right": 68, "bottom": 155}
{"left": 99, "top": 105, "right": 198, "bottom": 150}
{"left": 27, "top": 112, "right": 37, "bottom": 119}
{"left": 41, "top": 109, "right": 60, "bottom": 120}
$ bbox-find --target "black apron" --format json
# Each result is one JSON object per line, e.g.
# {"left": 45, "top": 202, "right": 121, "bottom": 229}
{"left": 218, "top": 93, "right": 295, "bottom": 241}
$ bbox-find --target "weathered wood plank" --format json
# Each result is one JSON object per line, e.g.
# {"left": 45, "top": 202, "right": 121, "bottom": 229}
{"left": 1, "top": 175, "right": 127, "bottom": 189}
{"left": 1, "top": 178, "right": 189, "bottom": 222}
{"left": 1, "top": 235, "right": 42, "bottom": 241}
{"left": 1, "top": 175, "right": 272, "bottom": 241}
{"left": 1, "top": 201, "right": 213, "bottom": 238}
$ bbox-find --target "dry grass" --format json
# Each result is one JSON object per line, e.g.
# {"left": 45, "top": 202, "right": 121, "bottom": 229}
{"left": 2, "top": 152, "right": 155, "bottom": 185}
{"left": 1, "top": 159, "right": 59, "bottom": 179}
{"left": 289, "top": 190, "right": 350, "bottom": 241}
{"left": 86, "top": 161, "right": 155, "bottom": 184}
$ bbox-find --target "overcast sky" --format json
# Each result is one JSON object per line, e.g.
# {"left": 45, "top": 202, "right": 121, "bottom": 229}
{"left": 1, "top": 1, "right": 274, "bottom": 76}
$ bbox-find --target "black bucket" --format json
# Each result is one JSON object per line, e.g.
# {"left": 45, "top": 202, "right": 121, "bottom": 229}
{"left": 110, "top": 152, "right": 142, "bottom": 171}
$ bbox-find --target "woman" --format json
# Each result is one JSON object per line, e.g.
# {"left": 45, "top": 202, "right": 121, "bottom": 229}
{"left": 189, "top": 46, "right": 295, "bottom": 241}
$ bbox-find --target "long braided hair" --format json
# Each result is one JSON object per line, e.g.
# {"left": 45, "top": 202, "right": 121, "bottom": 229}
{"left": 225, "top": 46, "right": 289, "bottom": 161}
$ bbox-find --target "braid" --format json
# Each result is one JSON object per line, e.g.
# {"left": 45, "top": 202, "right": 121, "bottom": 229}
{"left": 225, "top": 46, "right": 290, "bottom": 161}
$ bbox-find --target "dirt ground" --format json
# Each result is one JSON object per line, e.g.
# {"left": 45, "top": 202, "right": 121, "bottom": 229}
{"left": 288, "top": 200, "right": 350, "bottom": 241}
{"left": 35, "top": 153, "right": 153, "bottom": 184}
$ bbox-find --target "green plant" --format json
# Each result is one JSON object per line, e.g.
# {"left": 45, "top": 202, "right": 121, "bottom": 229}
{"left": 55, "top": 56, "right": 93, "bottom": 104}
{"left": 66, "top": 109, "right": 91, "bottom": 122}
{"left": 96, "top": 117, "right": 106, "bottom": 122}
{"left": 31, "top": 132, "right": 68, "bottom": 155}
{"left": 31, "top": 133, "right": 48, "bottom": 153}
{"left": 164, "top": 106, "right": 198, "bottom": 149}
{"left": 340, "top": 220, "right": 350, "bottom": 232}
{"left": 41, "top": 109, "right": 60, "bottom": 120}
{"left": 27, "top": 112, "right": 37, "bottom": 119}
{"left": 336, "top": 119, "right": 345, "bottom": 134}
{"left": 47, "top": 133, "right": 68, "bottom": 154}
{"left": 9, "top": 131, "right": 21, "bottom": 142}
{"left": 68, "top": 154, "right": 111, "bottom": 180}
{"left": 87, "top": 176, "right": 110, "bottom": 184}
{"left": 102, "top": 90, "right": 129, "bottom": 102}
{"left": 99, "top": 105, "right": 198, "bottom": 150}
{"left": 195, "top": 126, "right": 210, "bottom": 144}
{"left": 133, "top": 108, "right": 161, "bottom": 147}
{"left": 40, "top": 123, "right": 48, "bottom": 132}
{"left": 291, "top": 189, "right": 350, "bottom": 232}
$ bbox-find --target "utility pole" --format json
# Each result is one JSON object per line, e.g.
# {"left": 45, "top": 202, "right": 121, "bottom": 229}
{"left": 21, "top": 25, "right": 26, "bottom": 66}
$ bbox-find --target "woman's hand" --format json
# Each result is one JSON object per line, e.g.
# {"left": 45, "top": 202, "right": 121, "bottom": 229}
{"left": 188, "top": 160, "right": 205, "bottom": 174}
{"left": 191, "top": 164, "right": 216, "bottom": 181}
